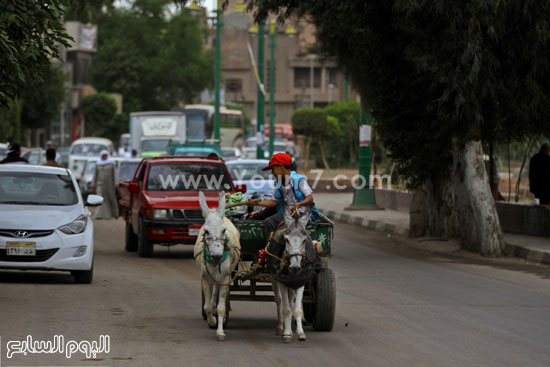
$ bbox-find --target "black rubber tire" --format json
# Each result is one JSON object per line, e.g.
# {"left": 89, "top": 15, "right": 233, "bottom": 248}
{"left": 137, "top": 217, "right": 153, "bottom": 258}
{"left": 125, "top": 216, "right": 138, "bottom": 252}
{"left": 312, "top": 268, "right": 336, "bottom": 331}
{"left": 72, "top": 262, "right": 94, "bottom": 284}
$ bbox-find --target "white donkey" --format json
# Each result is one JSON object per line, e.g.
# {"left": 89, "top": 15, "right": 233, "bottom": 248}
{"left": 194, "top": 191, "right": 241, "bottom": 341}
{"left": 270, "top": 203, "right": 315, "bottom": 343}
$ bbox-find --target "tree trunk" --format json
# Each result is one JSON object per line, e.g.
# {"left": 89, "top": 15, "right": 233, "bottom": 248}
{"left": 410, "top": 140, "right": 504, "bottom": 256}
{"left": 303, "top": 134, "right": 312, "bottom": 171}
{"left": 319, "top": 140, "right": 330, "bottom": 169}
{"left": 409, "top": 173, "right": 460, "bottom": 239}
{"left": 451, "top": 140, "right": 504, "bottom": 256}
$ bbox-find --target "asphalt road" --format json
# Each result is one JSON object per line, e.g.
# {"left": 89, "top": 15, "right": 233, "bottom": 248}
{"left": 1, "top": 219, "right": 550, "bottom": 367}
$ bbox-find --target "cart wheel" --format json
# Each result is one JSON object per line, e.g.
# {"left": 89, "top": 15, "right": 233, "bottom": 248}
{"left": 312, "top": 268, "right": 336, "bottom": 331}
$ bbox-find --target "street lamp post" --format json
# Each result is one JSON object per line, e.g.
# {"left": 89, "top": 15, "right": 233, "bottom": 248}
{"left": 213, "top": 0, "right": 222, "bottom": 142}
{"left": 256, "top": 19, "right": 265, "bottom": 159}
{"left": 268, "top": 20, "right": 276, "bottom": 157}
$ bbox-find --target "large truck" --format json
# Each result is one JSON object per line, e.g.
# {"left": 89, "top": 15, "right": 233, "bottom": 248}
{"left": 130, "top": 111, "right": 186, "bottom": 157}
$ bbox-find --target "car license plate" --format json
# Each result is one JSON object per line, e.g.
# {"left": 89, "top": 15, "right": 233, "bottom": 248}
{"left": 6, "top": 241, "right": 36, "bottom": 256}
{"left": 188, "top": 226, "right": 201, "bottom": 237}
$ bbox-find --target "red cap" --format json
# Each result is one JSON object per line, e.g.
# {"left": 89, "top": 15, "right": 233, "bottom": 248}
{"left": 262, "top": 153, "right": 292, "bottom": 171}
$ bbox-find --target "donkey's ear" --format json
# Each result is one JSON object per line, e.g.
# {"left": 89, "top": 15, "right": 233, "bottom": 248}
{"left": 199, "top": 191, "right": 210, "bottom": 218}
{"left": 217, "top": 191, "right": 226, "bottom": 217}
{"left": 298, "top": 203, "right": 312, "bottom": 228}
{"left": 282, "top": 201, "right": 293, "bottom": 227}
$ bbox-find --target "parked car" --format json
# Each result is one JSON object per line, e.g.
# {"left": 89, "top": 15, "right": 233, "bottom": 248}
{"left": 242, "top": 147, "right": 256, "bottom": 160}
{"left": 21, "top": 147, "right": 45, "bottom": 165}
{"left": 0, "top": 143, "right": 8, "bottom": 160}
{"left": 220, "top": 147, "right": 242, "bottom": 161}
{"left": 118, "top": 156, "right": 246, "bottom": 257}
{"left": 225, "top": 159, "right": 274, "bottom": 196}
{"left": 69, "top": 137, "right": 115, "bottom": 179}
{"left": 78, "top": 158, "right": 97, "bottom": 197}
{"left": 0, "top": 165, "right": 103, "bottom": 283}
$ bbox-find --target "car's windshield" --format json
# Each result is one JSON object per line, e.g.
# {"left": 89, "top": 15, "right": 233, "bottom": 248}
{"left": 71, "top": 143, "right": 107, "bottom": 157}
{"left": 0, "top": 172, "right": 78, "bottom": 206}
{"left": 141, "top": 139, "right": 171, "bottom": 153}
{"left": 146, "top": 163, "right": 233, "bottom": 191}
{"left": 227, "top": 163, "right": 272, "bottom": 180}
{"left": 119, "top": 162, "right": 140, "bottom": 181}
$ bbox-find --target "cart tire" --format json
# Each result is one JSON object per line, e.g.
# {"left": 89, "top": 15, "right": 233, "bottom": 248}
{"left": 313, "top": 268, "right": 336, "bottom": 331}
{"left": 125, "top": 216, "right": 138, "bottom": 252}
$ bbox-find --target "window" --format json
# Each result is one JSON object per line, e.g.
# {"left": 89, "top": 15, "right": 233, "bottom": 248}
{"left": 226, "top": 79, "right": 242, "bottom": 94}
{"left": 294, "top": 67, "right": 321, "bottom": 88}
{"left": 327, "top": 68, "right": 339, "bottom": 87}
{"left": 0, "top": 172, "right": 78, "bottom": 206}
{"left": 146, "top": 164, "right": 233, "bottom": 191}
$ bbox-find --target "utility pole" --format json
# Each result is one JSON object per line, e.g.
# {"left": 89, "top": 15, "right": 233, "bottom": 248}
{"left": 213, "top": 0, "right": 222, "bottom": 142}
{"left": 309, "top": 55, "right": 314, "bottom": 108}
{"left": 256, "top": 18, "right": 265, "bottom": 159}
{"left": 268, "top": 19, "right": 276, "bottom": 157}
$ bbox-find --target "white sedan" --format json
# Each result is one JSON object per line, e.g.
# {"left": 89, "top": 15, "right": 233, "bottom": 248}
{"left": 0, "top": 165, "right": 103, "bottom": 283}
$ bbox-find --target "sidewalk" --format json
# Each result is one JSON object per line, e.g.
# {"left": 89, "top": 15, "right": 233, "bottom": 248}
{"left": 315, "top": 193, "right": 550, "bottom": 265}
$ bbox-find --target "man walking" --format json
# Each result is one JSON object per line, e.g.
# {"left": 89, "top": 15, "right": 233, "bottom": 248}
{"left": 529, "top": 143, "right": 550, "bottom": 205}
{"left": 0, "top": 143, "right": 28, "bottom": 165}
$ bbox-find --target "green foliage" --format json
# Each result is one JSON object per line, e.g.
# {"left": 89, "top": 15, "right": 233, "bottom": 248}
{"left": 0, "top": 0, "right": 72, "bottom": 108}
{"left": 323, "top": 101, "right": 360, "bottom": 166}
{"left": 0, "top": 99, "right": 22, "bottom": 143}
{"left": 91, "top": 2, "right": 213, "bottom": 114}
{"left": 253, "top": 0, "right": 550, "bottom": 188}
{"left": 65, "top": 0, "right": 115, "bottom": 22}
{"left": 20, "top": 64, "right": 67, "bottom": 130}
{"left": 291, "top": 108, "right": 327, "bottom": 136}
{"left": 81, "top": 93, "right": 118, "bottom": 140}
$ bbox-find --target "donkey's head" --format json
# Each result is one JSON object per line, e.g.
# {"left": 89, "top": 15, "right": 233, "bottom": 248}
{"left": 282, "top": 202, "right": 312, "bottom": 274}
{"left": 199, "top": 191, "right": 227, "bottom": 264}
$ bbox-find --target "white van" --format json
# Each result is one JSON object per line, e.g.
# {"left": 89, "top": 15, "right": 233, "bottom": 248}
{"left": 69, "top": 137, "right": 115, "bottom": 179}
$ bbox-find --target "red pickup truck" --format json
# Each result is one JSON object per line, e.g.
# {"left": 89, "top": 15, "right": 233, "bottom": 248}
{"left": 118, "top": 156, "right": 246, "bottom": 257}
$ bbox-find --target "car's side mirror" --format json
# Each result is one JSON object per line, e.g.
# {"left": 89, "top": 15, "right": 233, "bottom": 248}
{"left": 128, "top": 182, "right": 139, "bottom": 194}
{"left": 86, "top": 194, "right": 104, "bottom": 206}
{"left": 235, "top": 184, "right": 247, "bottom": 193}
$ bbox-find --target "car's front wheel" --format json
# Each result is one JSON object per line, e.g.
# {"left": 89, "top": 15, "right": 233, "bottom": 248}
{"left": 138, "top": 217, "right": 153, "bottom": 258}
{"left": 72, "top": 262, "right": 93, "bottom": 284}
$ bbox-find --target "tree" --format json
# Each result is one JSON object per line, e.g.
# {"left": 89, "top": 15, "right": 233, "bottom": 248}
{"left": 291, "top": 108, "right": 331, "bottom": 170}
{"left": 252, "top": 1, "right": 550, "bottom": 256}
{"left": 0, "top": 99, "right": 22, "bottom": 143}
{"left": 20, "top": 64, "right": 67, "bottom": 131}
{"left": 91, "top": 2, "right": 213, "bottom": 114}
{"left": 81, "top": 93, "right": 118, "bottom": 141}
{"left": 0, "top": 0, "right": 71, "bottom": 108}
{"left": 324, "top": 101, "right": 360, "bottom": 167}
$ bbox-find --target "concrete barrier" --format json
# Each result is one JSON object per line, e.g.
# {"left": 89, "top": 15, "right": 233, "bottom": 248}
{"left": 496, "top": 202, "right": 550, "bottom": 237}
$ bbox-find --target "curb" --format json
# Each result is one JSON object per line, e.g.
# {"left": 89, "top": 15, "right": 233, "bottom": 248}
{"left": 320, "top": 207, "right": 550, "bottom": 266}
{"left": 319, "top": 208, "right": 409, "bottom": 238}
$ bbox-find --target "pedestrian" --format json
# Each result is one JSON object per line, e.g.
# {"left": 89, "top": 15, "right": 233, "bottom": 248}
{"left": 93, "top": 150, "right": 119, "bottom": 219}
{"left": 0, "top": 143, "right": 28, "bottom": 165}
{"left": 43, "top": 148, "right": 63, "bottom": 167}
{"left": 529, "top": 143, "right": 550, "bottom": 205}
{"left": 248, "top": 153, "right": 320, "bottom": 240}
{"left": 44, "top": 141, "right": 62, "bottom": 165}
